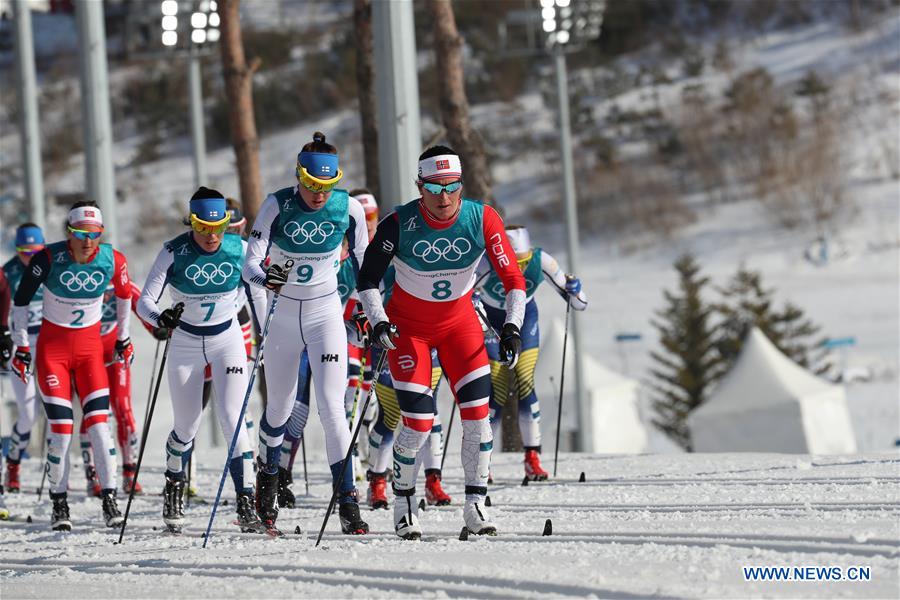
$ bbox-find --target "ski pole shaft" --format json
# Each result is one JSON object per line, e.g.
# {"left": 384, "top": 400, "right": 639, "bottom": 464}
{"left": 315, "top": 346, "right": 387, "bottom": 548}
{"left": 301, "top": 435, "right": 309, "bottom": 496}
{"left": 186, "top": 455, "right": 192, "bottom": 509}
{"left": 118, "top": 303, "right": 183, "bottom": 544}
{"left": 36, "top": 425, "right": 48, "bottom": 500}
{"left": 143, "top": 340, "right": 161, "bottom": 425}
{"left": 440, "top": 401, "right": 456, "bottom": 471}
{"left": 553, "top": 302, "right": 572, "bottom": 478}
{"left": 202, "top": 265, "right": 290, "bottom": 548}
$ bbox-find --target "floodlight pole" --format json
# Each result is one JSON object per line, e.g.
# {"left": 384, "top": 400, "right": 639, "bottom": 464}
{"left": 12, "top": 0, "right": 45, "bottom": 230}
{"left": 373, "top": 0, "right": 422, "bottom": 207}
{"left": 188, "top": 45, "right": 208, "bottom": 188}
{"left": 553, "top": 45, "right": 591, "bottom": 452}
{"left": 75, "top": 0, "right": 117, "bottom": 246}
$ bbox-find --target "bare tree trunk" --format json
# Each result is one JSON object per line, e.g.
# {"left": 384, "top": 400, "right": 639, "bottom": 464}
{"left": 353, "top": 0, "right": 380, "bottom": 201}
{"left": 425, "top": 0, "right": 494, "bottom": 205}
{"left": 218, "top": 0, "right": 262, "bottom": 224}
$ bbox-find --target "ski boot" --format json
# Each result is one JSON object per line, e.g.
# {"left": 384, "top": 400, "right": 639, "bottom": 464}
{"left": 393, "top": 491, "right": 422, "bottom": 540}
{"left": 5, "top": 462, "right": 20, "bottom": 493}
{"left": 366, "top": 470, "right": 389, "bottom": 510}
{"left": 85, "top": 465, "right": 102, "bottom": 498}
{"left": 50, "top": 493, "right": 72, "bottom": 531}
{"left": 101, "top": 489, "right": 124, "bottom": 527}
{"left": 255, "top": 463, "right": 280, "bottom": 534}
{"left": 277, "top": 467, "right": 295, "bottom": 509}
{"left": 463, "top": 497, "right": 497, "bottom": 536}
{"left": 524, "top": 448, "right": 549, "bottom": 481}
{"left": 122, "top": 463, "right": 143, "bottom": 495}
{"left": 424, "top": 470, "right": 452, "bottom": 506}
{"left": 338, "top": 491, "right": 369, "bottom": 535}
{"left": 235, "top": 491, "right": 264, "bottom": 533}
{"left": 162, "top": 475, "right": 186, "bottom": 533}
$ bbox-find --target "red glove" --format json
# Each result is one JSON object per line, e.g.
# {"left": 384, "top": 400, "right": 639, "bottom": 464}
{"left": 115, "top": 337, "right": 135, "bottom": 367}
{"left": 11, "top": 346, "right": 32, "bottom": 383}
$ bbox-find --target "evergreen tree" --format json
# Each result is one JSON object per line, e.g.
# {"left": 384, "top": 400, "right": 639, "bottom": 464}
{"left": 714, "top": 265, "right": 830, "bottom": 374}
{"left": 649, "top": 254, "right": 724, "bottom": 451}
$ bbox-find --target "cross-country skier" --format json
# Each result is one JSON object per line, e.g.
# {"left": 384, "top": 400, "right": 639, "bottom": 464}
{"left": 11, "top": 203, "right": 132, "bottom": 531}
{"left": 357, "top": 145, "right": 526, "bottom": 539}
{"left": 137, "top": 187, "right": 268, "bottom": 534}
{"left": 242, "top": 132, "right": 370, "bottom": 535}
{"left": 2, "top": 224, "right": 45, "bottom": 493}
{"left": 476, "top": 225, "right": 587, "bottom": 481}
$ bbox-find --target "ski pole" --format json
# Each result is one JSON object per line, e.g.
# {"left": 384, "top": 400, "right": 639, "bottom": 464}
{"left": 203, "top": 261, "right": 292, "bottom": 548}
{"left": 553, "top": 302, "right": 572, "bottom": 478}
{"left": 143, "top": 340, "right": 161, "bottom": 425}
{"left": 315, "top": 346, "right": 387, "bottom": 548}
{"left": 301, "top": 435, "right": 309, "bottom": 496}
{"left": 36, "top": 428, "right": 48, "bottom": 500}
{"left": 117, "top": 302, "right": 184, "bottom": 544}
{"left": 440, "top": 401, "right": 456, "bottom": 471}
{"left": 186, "top": 455, "right": 192, "bottom": 509}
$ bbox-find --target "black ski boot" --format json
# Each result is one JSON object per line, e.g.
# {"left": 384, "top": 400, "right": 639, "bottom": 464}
{"left": 235, "top": 491, "right": 264, "bottom": 533}
{"left": 277, "top": 467, "right": 295, "bottom": 509}
{"left": 101, "top": 489, "right": 124, "bottom": 527}
{"left": 163, "top": 475, "right": 186, "bottom": 533}
{"left": 51, "top": 493, "right": 72, "bottom": 531}
{"left": 255, "top": 463, "right": 280, "bottom": 534}
{"left": 338, "top": 491, "right": 369, "bottom": 535}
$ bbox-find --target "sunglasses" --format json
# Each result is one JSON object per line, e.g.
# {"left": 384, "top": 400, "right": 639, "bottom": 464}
{"left": 190, "top": 213, "right": 231, "bottom": 235}
{"left": 67, "top": 226, "right": 103, "bottom": 240}
{"left": 422, "top": 181, "right": 462, "bottom": 195}
{"left": 16, "top": 245, "right": 44, "bottom": 256}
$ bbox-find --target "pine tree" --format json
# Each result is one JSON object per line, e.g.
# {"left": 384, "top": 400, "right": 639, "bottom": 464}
{"left": 714, "top": 265, "right": 830, "bottom": 374}
{"left": 649, "top": 254, "right": 724, "bottom": 451}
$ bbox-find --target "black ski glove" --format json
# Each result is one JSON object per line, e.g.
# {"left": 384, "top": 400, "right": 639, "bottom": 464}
{"left": 499, "top": 323, "right": 522, "bottom": 368}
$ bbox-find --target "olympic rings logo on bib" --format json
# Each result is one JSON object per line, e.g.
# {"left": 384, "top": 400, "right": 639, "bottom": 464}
{"left": 337, "top": 283, "right": 349, "bottom": 298}
{"left": 185, "top": 262, "right": 235, "bottom": 287}
{"left": 283, "top": 220, "right": 335, "bottom": 245}
{"left": 59, "top": 270, "right": 105, "bottom": 292}
{"left": 412, "top": 237, "right": 472, "bottom": 264}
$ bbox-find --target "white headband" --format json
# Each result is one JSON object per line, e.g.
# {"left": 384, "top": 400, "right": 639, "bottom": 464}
{"left": 505, "top": 226, "right": 531, "bottom": 255}
{"left": 418, "top": 154, "right": 462, "bottom": 182}
{"left": 68, "top": 206, "right": 104, "bottom": 228}
{"left": 354, "top": 193, "right": 379, "bottom": 214}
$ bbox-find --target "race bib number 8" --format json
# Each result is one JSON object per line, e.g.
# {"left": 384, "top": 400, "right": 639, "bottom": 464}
{"left": 431, "top": 280, "right": 452, "bottom": 300}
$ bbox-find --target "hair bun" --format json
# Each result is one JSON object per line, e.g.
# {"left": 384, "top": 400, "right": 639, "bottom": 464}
{"left": 313, "top": 131, "right": 326, "bottom": 143}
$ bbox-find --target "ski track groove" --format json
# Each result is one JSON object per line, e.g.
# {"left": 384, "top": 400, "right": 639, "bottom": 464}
{"left": 0, "top": 557, "right": 657, "bottom": 599}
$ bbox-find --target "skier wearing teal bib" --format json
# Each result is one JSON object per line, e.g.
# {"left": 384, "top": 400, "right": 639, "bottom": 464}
{"left": 242, "top": 132, "right": 370, "bottom": 535}
{"left": 138, "top": 187, "right": 268, "bottom": 534}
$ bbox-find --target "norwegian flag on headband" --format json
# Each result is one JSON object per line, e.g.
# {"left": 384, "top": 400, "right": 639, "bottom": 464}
{"left": 436, "top": 159, "right": 450, "bottom": 170}
{"left": 85, "top": 210, "right": 95, "bottom": 217}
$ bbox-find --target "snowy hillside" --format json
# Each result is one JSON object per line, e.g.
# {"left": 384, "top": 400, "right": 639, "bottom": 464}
{"left": 1, "top": 452, "right": 898, "bottom": 598}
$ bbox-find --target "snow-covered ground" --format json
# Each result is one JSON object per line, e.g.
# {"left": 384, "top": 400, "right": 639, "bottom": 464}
{"left": 1, "top": 451, "right": 898, "bottom": 599}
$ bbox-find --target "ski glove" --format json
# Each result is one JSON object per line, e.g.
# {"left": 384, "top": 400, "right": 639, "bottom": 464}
{"left": 157, "top": 307, "right": 182, "bottom": 330}
{"left": 346, "top": 312, "right": 371, "bottom": 348}
{"left": 11, "top": 346, "right": 31, "bottom": 383}
{"left": 115, "top": 337, "right": 135, "bottom": 367}
{"left": 265, "top": 262, "right": 291, "bottom": 290}
{"left": 499, "top": 323, "right": 522, "bottom": 369}
{"left": 372, "top": 321, "right": 399, "bottom": 350}
{"left": 564, "top": 275, "right": 582, "bottom": 296}
{"left": 0, "top": 327, "right": 12, "bottom": 366}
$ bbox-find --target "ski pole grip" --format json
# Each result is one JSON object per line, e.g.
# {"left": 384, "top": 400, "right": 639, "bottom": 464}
{"left": 173, "top": 302, "right": 185, "bottom": 318}
{"left": 284, "top": 259, "right": 294, "bottom": 272}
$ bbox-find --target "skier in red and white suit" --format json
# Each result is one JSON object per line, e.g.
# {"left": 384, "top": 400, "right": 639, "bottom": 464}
{"left": 357, "top": 145, "right": 526, "bottom": 539}
{"left": 11, "top": 202, "right": 133, "bottom": 531}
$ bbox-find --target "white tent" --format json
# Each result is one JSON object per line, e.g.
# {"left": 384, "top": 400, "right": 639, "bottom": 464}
{"left": 688, "top": 327, "right": 857, "bottom": 454}
{"left": 535, "top": 318, "right": 647, "bottom": 453}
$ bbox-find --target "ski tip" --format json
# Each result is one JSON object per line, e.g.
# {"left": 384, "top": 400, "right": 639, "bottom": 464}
{"left": 294, "top": 525, "right": 302, "bottom": 535}
{"left": 578, "top": 472, "right": 586, "bottom": 483}
{"left": 458, "top": 526, "right": 469, "bottom": 541}
{"left": 484, "top": 495, "right": 492, "bottom": 507}
{"left": 418, "top": 498, "right": 426, "bottom": 512}
{"left": 542, "top": 518, "right": 553, "bottom": 536}
{"left": 521, "top": 476, "right": 529, "bottom": 486}
{"left": 26, "top": 515, "right": 33, "bottom": 523}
